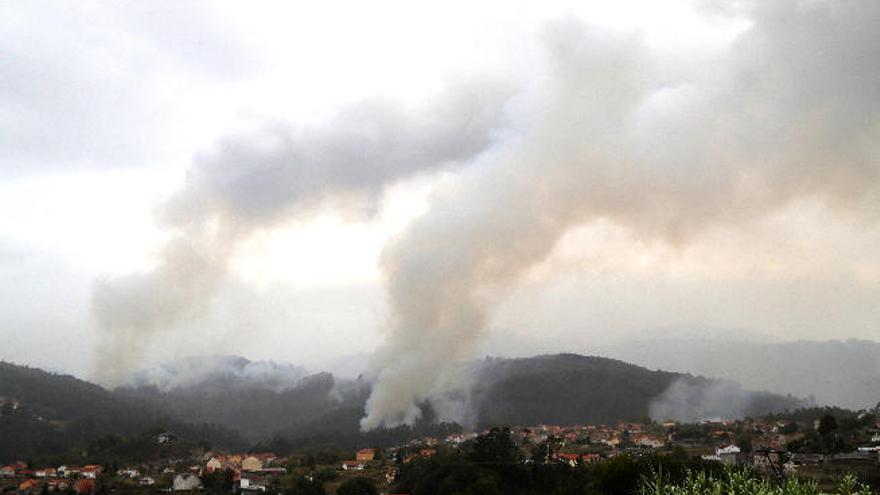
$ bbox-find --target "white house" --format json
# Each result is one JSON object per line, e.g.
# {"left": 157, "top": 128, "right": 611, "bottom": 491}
{"left": 716, "top": 445, "right": 741, "bottom": 456}
{"left": 240, "top": 478, "right": 267, "bottom": 492}
{"left": 118, "top": 468, "right": 140, "bottom": 479}
{"left": 342, "top": 460, "right": 365, "bottom": 471}
{"left": 173, "top": 473, "right": 202, "bottom": 491}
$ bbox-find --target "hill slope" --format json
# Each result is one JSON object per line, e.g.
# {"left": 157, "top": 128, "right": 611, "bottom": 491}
{"left": 0, "top": 362, "right": 245, "bottom": 464}
{"left": 471, "top": 354, "right": 808, "bottom": 426}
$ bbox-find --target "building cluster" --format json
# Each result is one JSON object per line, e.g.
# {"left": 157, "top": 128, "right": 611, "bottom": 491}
{"left": 4, "top": 415, "right": 880, "bottom": 493}
{"left": 203, "top": 451, "right": 287, "bottom": 492}
{"left": 0, "top": 462, "right": 103, "bottom": 494}
{"left": 383, "top": 415, "right": 880, "bottom": 475}
{"left": 0, "top": 446, "right": 289, "bottom": 494}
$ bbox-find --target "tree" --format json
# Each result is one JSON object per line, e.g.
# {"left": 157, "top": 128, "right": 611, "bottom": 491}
{"left": 284, "top": 477, "right": 326, "bottom": 495}
{"left": 671, "top": 445, "right": 689, "bottom": 460}
{"left": 735, "top": 434, "right": 752, "bottom": 453}
{"left": 312, "top": 467, "right": 337, "bottom": 482}
{"left": 201, "top": 469, "right": 233, "bottom": 494}
{"left": 336, "top": 477, "right": 377, "bottom": 495}
{"left": 469, "top": 428, "right": 518, "bottom": 465}
{"left": 818, "top": 414, "right": 838, "bottom": 436}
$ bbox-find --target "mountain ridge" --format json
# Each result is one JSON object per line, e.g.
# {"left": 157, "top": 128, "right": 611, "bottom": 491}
{"left": 1, "top": 352, "right": 812, "bottom": 462}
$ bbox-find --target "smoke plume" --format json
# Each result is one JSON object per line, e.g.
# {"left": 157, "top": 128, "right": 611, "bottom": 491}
{"left": 92, "top": 82, "right": 510, "bottom": 383}
{"left": 648, "top": 376, "right": 812, "bottom": 423}
{"left": 90, "top": 1, "right": 879, "bottom": 428}
{"left": 360, "top": 2, "right": 880, "bottom": 429}
{"left": 130, "top": 355, "right": 308, "bottom": 392}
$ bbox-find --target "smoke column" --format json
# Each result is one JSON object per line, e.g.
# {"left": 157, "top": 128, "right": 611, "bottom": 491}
{"left": 360, "top": 2, "right": 880, "bottom": 429}
{"left": 92, "top": 82, "right": 510, "bottom": 383}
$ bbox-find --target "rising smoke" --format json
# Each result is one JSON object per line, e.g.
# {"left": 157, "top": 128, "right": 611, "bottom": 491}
{"left": 129, "top": 355, "right": 308, "bottom": 392}
{"left": 359, "top": 3, "right": 880, "bottom": 429}
{"left": 91, "top": 1, "right": 880, "bottom": 431}
{"left": 92, "top": 81, "right": 511, "bottom": 384}
{"left": 648, "top": 376, "right": 812, "bottom": 423}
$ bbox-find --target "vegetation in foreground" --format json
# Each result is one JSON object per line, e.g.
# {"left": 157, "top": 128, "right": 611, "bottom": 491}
{"left": 387, "top": 428, "right": 879, "bottom": 495}
{"left": 639, "top": 469, "right": 875, "bottom": 495}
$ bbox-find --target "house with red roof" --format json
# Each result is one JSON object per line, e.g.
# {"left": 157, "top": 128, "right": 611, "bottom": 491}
{"left": 81, "top": 465, "right": 102, "bottom": 479}
{"left": 18, "top": 479, "right": 40, "bottom": 493}
{"left": 74, "top": 479, "right": 96, "bottom": 494}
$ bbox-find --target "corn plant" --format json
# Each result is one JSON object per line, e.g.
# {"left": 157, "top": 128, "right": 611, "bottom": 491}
{"left": 638, "top": 467, "right": 875, "bottom": 495}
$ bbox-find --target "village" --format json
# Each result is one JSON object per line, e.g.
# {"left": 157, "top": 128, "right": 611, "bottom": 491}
{"left": 3, "top": 412, "right": 880, "bottom": 494}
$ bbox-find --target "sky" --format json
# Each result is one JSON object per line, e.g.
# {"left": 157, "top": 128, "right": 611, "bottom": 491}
{"left": 1, "top": 1, "right": 878, "bottom": 420}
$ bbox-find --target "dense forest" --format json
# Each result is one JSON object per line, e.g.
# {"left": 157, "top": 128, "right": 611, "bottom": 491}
{"left": 0, "top": 362, "right": 246, "bottom": 464}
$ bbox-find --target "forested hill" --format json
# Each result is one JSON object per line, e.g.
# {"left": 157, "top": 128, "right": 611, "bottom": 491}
{"left": 0, "top": 361, "right": 246, "bottom": 464}
{"left": 0, "top": 354, "right": 810, "bottom": 460}
{"left": 266, "top": 354, "right": 809, "bottom": 451}
{"left": 472, "top": 354, "right": 810, "bottom": 425}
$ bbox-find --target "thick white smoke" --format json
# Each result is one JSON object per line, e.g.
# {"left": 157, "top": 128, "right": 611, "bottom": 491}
{"left": 359, "top": 2, "right": 880, "bottom": 429}
{"left": 92, "top": 81, "right": 511, "bottom": 383}
{"left": 130, "top": 355, "right": 308, "bottom": 392}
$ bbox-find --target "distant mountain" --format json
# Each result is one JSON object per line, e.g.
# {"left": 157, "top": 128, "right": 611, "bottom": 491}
{"left": 595, "top": 338, "right": 880, "bottom": 410}
{"left": 0, "top": 361, "right": 246, "bottom": 464}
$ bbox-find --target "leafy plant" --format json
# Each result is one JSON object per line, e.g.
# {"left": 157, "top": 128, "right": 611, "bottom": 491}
{"left": 638, "top": 468, "right": 874, "bottom": 495}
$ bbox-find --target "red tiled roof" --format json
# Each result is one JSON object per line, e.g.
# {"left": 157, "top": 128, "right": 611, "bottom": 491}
{"left": 74, "top": 479, "right": 96, "bottom": 494}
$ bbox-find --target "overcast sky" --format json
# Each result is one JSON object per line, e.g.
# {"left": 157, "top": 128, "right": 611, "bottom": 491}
{"left": 1, "top": 0, "right": 878, "bottom": 387}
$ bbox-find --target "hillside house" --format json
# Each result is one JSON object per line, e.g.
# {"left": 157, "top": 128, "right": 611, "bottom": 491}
{"left": 242, "top": 456, "right": 263, "bottom": 472}
{"left": 81, "top": 465, "right": 102, "bottom": 479}
{"left": 18, "top": 479, "right": 40, "bottom": 493}
{"left": 635, "top": 435, "right": 665, "bottom": 448}
{"left": 356, "top": 448, "right": 376, "bottom": 462}
{"left": 46, "top": 480, "right": 69, "bottom": 492}
{"left": 716, "top": 445, "right": 741, "bottom": 456}
{"left": 74, "top": 479, "right": 95, "bottom": 495}
{"left": 206, "top": 456, "right": 225, "bottom": 472}
{"left": 58, "top": 466, "right": 81, "bottom": 478}
{"left": 34, "top": 468, "right": 56, "bottom": 478}
{"left": 342, "top": 460, "right": 365, "bottom": 471}
{"left": 158, "top": 432, "right": 177, "bottom": 444}
{"left": 557, "top": 453, "right": 601, "bottom": 467}
{"left": 240, "top": 477, "right": 267, "bottom": 492}
{"left": 117, "top": 468, "right": 140, "bottom": 478}
{"left": 173, "top": 473, "right": 202, "bottom": 491}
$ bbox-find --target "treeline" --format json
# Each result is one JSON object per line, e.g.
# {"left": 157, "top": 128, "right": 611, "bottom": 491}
{"left": 390, "top": 428, "right": 723, "bottom": 495}
{"left": 762, "top": 407, "right": 879, "bottom": 455}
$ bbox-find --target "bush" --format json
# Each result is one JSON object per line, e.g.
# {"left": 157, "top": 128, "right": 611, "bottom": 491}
{"left": 337, "top": 477, "right": 378, "bottom": 495}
